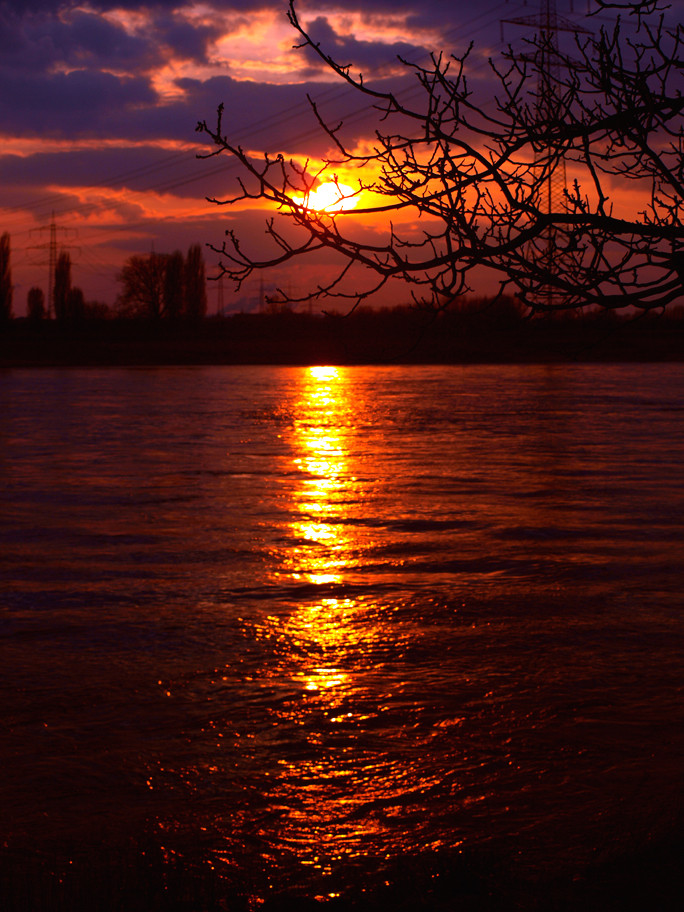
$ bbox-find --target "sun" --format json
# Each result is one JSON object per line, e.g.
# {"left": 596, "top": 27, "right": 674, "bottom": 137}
{"left": 294, "top": 181, "right": 358, "bottom": 214}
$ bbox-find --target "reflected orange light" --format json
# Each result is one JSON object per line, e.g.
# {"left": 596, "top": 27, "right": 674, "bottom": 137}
{"left": 254, "top": 367, "right": 403, "bottom": 881}
{"left": 309, "top": 366, "right": 338, "bottom": 380}
{"left": 286, "top": 366, "right": 355, "bottom": 587}
{"left": 279, "top": 368, "right": 365, "bottom": 690}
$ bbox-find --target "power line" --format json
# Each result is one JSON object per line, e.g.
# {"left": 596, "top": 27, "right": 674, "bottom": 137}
{"left": 5, "top": 1, "right": 534, "bottom": 303}
{"left": 4, "top": 2, "right": 523, "bottom": 227}
{"left": 27, "top": 213, "right": 79, "bottom": 316}
{"left": 502, "top": 0, "right": 592, "bottom": 306}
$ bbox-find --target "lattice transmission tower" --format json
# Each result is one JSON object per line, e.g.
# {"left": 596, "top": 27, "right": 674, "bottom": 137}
{"left": 28, "top": 213, "right": 78, "bottom": 318}
{"left": 503, "top": 0, "right": 591, "bottom": 304}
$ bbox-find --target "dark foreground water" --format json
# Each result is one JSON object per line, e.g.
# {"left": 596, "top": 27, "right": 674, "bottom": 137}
{"left": 1, "top": 364, "right": 683, "bottom": 910}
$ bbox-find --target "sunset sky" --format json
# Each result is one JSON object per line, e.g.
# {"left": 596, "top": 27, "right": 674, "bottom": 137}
{"left": 1, "top": 0, "right": 680, "bottom": 314}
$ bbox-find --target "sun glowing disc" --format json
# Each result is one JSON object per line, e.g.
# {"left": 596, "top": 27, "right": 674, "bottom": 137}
{"left": 295, "top": 181, "right": 358, "bottom": 213}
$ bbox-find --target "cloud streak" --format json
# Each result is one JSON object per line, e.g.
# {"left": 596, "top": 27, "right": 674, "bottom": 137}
{"left": 3, "top": 0, "right": 654, "bottom": 312}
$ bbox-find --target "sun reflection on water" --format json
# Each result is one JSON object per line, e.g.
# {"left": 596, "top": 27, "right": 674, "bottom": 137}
{"left": 167, "top": 366, "right": 450, "bottom": 898}
{"left": 287, "top": 365, "right": 356, "bottom": 587}
{"left": 284, "top": 367, "right": 360, "bottom": 696}
{"left": 258, "top": 367, "right": 397, "bottom": 883}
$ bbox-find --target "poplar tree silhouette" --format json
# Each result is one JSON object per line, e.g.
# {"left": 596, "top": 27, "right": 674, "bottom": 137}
{"left": 27, "top": 287, "right": 46, "bottom": 322}
{"left": 66, "top": 287, "right": 85, "bottom": 322}
{"left": 53, "top": 251, "right": 72, "bottom": 322}
{"left": 184, "top": 245, "right": 208, "bottom": 320}
{"left": 0, "top": 233, "right": 12, "bottom": 323}
{"left": 164, "top": 251, "right": 185, "bottom": 321}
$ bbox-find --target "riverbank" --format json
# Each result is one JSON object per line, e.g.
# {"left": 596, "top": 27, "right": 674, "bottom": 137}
{"left": 2, "top": 306, "right": 684, "bottom": 366}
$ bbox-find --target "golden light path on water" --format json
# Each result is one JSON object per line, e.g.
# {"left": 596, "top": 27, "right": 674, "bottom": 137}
{"left": 255, "top": 366, "right": 422, "bottom": 892}
{"left": 5, "top": 365, "right": 684, "bottom": 908}
{"left": 283, "top": 365, "right": 359, "bottom": 718}
{"left": 289, "top": 365, "right": 350, "bottom": 590}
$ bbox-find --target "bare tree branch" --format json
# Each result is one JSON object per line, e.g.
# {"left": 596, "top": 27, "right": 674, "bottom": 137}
{"left": 196, "top": 0, "right": 684, "bottom": 314}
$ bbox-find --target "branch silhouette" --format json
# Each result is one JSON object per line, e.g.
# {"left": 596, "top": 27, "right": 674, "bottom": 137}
{"left": 196, "top": 0, "right": 684, "bottom": 314}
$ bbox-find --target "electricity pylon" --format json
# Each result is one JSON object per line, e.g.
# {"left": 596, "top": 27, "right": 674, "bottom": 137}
{"left": 503, "top": 0, "right": 591, "bottom": 306}
{"left": 28, "top": 213, "right": 79, "bottom": 318}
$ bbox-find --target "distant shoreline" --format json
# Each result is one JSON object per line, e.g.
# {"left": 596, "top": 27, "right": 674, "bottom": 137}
{"left": 2, "top": 307, "right": 684, "bottom": 367}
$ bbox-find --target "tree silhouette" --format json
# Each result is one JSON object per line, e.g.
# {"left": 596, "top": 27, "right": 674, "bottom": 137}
{"left": 117, "top": 253, "right": 167, "bottom": 319}
{"left": 27, "top": 286, "right": 46, "bottom": 322}
{"left": 117, "top": 247, "right": 208, "bottom": 320}
{"left": 66, "top": 287, "right": 85, "bottom": 321}
{"left": 197, "top": 0, "right": 684, "bottom": 314}
{"left": 53, "top": 251, "right": 72, "bottom": 322}
{"left": 184, "top": 245, "right": 207, "bottom": 320}
{"left": 164, "top": 250, "right": 185, "bottom": 321}
{"left": 0, "top": 232, "right": 12, "bottom": 323}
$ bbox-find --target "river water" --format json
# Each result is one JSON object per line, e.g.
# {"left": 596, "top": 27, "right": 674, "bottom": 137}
{"left": 1, "top": 364, "right": 683, "bottom": 907}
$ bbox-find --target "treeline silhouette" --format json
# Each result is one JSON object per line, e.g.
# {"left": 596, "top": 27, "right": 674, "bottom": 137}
{"left": 117, "top": 246, "right": 207, "bottom": 320}
{"left": 0, "top": 232, "right": 207, "bottom": 324}
{"left": 2, "top": 298, "right": 684, "bottom": 366}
